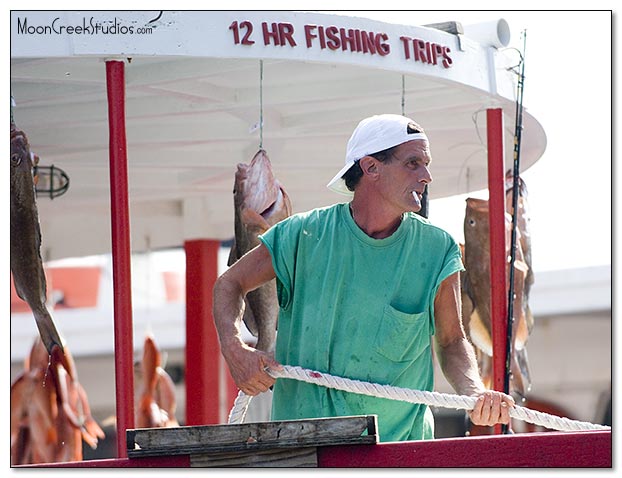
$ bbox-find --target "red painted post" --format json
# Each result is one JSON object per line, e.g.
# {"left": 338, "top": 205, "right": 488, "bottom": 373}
{"left": 486, "top": 108, "right": 508, "bottom": 435}
{"left": 184, "top": 239, "right": 221, "bottom": 425}
{"left": 105, "top": 59, "right": 135, "bottom": 457}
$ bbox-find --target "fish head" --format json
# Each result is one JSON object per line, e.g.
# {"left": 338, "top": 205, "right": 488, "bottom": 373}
{"left": 10, "top": 128, "right": 34, "bottom": 177}
{"left": 463, "top": 198, "right": 492, "bottom": 296}
{"left": 464, "top": 198, "right": 490, "bottom": 248}
{"left": 464, "top": 198, "right": 517, "bottom": 260}
{"left": 233, "top": 149, "right": 292, "bottom": 240}
{"left": 27, "top": 336, "right": 77, "bottom": 380}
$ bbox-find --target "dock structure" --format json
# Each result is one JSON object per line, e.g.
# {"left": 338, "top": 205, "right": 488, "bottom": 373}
{"left": 26, "top": 418, "right": 611, "bottom": 468}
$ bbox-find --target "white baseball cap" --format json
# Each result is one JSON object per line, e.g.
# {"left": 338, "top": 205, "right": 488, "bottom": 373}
{"left": 326, "top": 114, "right": 428, "bottom": 195}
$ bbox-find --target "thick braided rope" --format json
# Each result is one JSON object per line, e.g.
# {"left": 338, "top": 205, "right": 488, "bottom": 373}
{"left": 228, "top": 390, "right": 253, "bottom": 424}
{"left": 229, "top": 365, "right": 610, "bottom": 432}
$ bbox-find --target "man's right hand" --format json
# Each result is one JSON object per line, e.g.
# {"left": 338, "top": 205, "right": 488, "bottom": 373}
{"left": 222, "top": 342, "right": 282, "bottom": 396}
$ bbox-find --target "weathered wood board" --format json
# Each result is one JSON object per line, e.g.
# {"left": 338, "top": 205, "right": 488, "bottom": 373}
{"left": 127, "top": 415, "right": 377, "bottom": 467}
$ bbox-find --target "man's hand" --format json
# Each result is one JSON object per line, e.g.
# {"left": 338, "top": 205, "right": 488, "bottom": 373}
{"left": 468, "top": 390, "right": 515, "bottom": 426}
{"left": 222, "top": 342, "right": 282, "bottom": 396}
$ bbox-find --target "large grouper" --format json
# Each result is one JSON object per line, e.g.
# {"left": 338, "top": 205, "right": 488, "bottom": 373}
{"left": 227, "top": 149, "right": 292, "bottom": 354}
{"left": 460, "top": 177, "right": 534, "bottom": 399}
{"left": 10, "top": 124, "right": 65, "bottom": 356}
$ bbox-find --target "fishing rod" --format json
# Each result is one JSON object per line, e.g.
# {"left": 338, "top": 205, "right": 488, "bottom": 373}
{"left": 503, "top": 30, "right": 527, "bottom": 434}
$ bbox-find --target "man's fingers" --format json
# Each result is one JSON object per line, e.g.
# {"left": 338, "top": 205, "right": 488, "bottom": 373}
{"left": 470, "top": 391, "right": 515, "bottom": 426}
{"left": 500, "top": 401, "right": 511, "bottom": 424}
{"left": 239, "top": 366, "right": 276, "bottom": 396}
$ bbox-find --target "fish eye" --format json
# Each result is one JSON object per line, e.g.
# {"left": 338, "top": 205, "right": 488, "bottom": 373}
{"left": 11, "top": 153, "right": 22, "bottom": 166}
{"left": 468, "top": 219, "right": 476, "bottom": 226}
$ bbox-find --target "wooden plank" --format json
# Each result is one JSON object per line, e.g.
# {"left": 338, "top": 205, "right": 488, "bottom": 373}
{"left": 190, "top": 447, "right": 317, "bottom": 467}
{"left": 127, "top": 415, "right": 377, "bottom": 458}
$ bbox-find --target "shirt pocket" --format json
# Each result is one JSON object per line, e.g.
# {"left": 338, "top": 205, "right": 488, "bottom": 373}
{"left": 373, "top": 305, "right": 429, "bottom": 363}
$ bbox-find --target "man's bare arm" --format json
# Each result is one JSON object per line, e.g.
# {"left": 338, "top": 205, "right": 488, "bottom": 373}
{"left": 213, "top": 243, "right": 281, "bottom": 395}
{"left": 434, "top": 272, "right": 514, "bottom": 426}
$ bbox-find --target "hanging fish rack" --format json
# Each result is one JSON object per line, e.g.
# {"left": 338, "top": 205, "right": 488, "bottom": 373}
{"left": 33, "top": 164, "right": 70, "bottom": 199}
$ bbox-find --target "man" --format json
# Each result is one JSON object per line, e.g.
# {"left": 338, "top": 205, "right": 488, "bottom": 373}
{"left": 213, "top": 114, "right": 514, "bottom": 441}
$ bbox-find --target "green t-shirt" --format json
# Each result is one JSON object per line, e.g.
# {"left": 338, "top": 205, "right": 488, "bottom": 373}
{"left": 259, "top": 202, "right": 464, "bottom": 442}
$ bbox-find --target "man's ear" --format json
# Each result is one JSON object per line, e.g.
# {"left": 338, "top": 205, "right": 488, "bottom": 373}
{"left": 358, "top": 156, "right": 378, "bottom": 178}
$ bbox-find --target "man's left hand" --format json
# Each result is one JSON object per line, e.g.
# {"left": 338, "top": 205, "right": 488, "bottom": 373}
{"left": 468, "top": 390, "right": 515, "bottom": 426}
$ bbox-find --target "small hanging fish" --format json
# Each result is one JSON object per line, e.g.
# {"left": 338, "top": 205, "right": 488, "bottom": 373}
{"left": 10, "top": 337, "right": 104, "bottom": 464}
{"left": 135, "top": 335, "right": 179, "bottom": 428}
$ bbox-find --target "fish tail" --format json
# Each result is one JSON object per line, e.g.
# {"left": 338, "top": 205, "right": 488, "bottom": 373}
{"left": 33, "top": 307, "right": 65, "bottom": 355}
{"left": 142, "top": 336, "right": 160, "bottom": 391}
{"left": 514, "top": 347, "right": 532, "bottom": 394}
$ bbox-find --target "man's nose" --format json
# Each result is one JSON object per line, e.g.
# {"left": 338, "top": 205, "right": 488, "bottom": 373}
{"left": 421, "top": 165, "right": 432, "bottom": 184}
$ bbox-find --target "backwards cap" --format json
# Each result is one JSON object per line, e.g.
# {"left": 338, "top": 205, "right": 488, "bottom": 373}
{"left": 326, "top": 114, "right": 428, "bottom": 195}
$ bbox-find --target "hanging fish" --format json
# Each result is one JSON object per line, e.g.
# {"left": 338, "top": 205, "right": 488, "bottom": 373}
{"left": 10, "top": 124, "right": 65, "bottom": 355}
{"left": 135, "top": 335, "right": 179, "bottom": 428}
{"left": 505, "top": 171, "right": 534, "bottom": 328}
{"left": 460, "top": 189, "right": 533, "bottom": 398}
{"left": 227, "top": 149, "right": 292, "bottom": 353}
{"left": 10, "top": 337, "right": 105, "bottom": 465}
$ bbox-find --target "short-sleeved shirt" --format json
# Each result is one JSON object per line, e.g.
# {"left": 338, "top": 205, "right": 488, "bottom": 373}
{"left": 259, "top": 202, "right": 464, "bottom": 442}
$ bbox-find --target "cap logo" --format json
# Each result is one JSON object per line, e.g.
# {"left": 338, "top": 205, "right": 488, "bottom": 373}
{"left": 407, "top": 122, "right": 422, "bottom": 134}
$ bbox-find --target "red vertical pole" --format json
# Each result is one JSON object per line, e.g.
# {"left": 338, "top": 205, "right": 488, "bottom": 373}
{"left": 486, "top": 108, "right": 507, "bottom": 435}
{"left": 184, "top": 239, "right": 221, "bottom": 425}
{"left": 106, "top": 59, "right": 134, "bottom": 457}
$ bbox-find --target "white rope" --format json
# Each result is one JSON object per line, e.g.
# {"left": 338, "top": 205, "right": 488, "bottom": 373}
{"left": 228, "top": 390, "right": 253, "bottom": 425}
{"left": 228, "top": 365, "right": 611, "bottom": 432}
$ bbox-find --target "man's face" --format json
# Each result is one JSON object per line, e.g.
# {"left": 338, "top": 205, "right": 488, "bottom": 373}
{"left": 376, "top": 139, "right": 433, "bottom": 213}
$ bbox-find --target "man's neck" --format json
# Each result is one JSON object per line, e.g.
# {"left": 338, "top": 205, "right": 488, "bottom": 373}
{"left": 349, "top": 197, "right": 403, "bottom": 239}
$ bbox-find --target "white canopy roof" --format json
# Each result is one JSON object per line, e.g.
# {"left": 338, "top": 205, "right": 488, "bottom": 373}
{"left": 10, "top": 11, "right": 546, "bottom": 260}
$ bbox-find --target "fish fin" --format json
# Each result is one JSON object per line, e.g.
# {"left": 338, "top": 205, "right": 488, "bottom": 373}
{"left": 154, "top": 368, "right": 178, "bottom": 421}
{"left": 514, "top": 347, "right": 532, "bottom": 395}
{"left": 460, "top": 270, "right": 475, "bottom": 332}
{"left": 33, "top": 308, "right": 65, "bottom": 356}
{"left": 509, "top": 260, "right": 527, "bottom": 348}
{"left": 241, "top": 208, "right": 271, "bottom": 232}
{"left": 460, "top": 268, "right": 477, "bottom": 310}
{"left": 46, "top": 427, "right": 58, "bottom": 445}
{"left": 227, "top": 239, "right": 238, "bottom": 267}
{"left": 242, "top": 299, "right": 259, "bottom": 337}
{"left": 525, "top": 306, "right": 535, "bottom": 334}
{"left": 77, "top": 383, "right": 105, "bottom": 447}
{"left": 142, "top": 336, "right": 160, "bottom": 392}
{"left": 468, "top": 309, "right": 493, "bottom": 357}
{"left": 514, "top": 310, "right": 530, "bottom": 350}
{"left": 510, "top": 355, "right": 526, "bottom": 398}
{"left": 280, "top": 185, "right": 293, "bottom": 216}
{"left": 477, "top": 353, "right": 493, "bottom": 389}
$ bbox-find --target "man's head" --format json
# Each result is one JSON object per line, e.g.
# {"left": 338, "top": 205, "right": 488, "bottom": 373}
{"left": 327, "top": 114, "right": 428, "bottom": 195}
